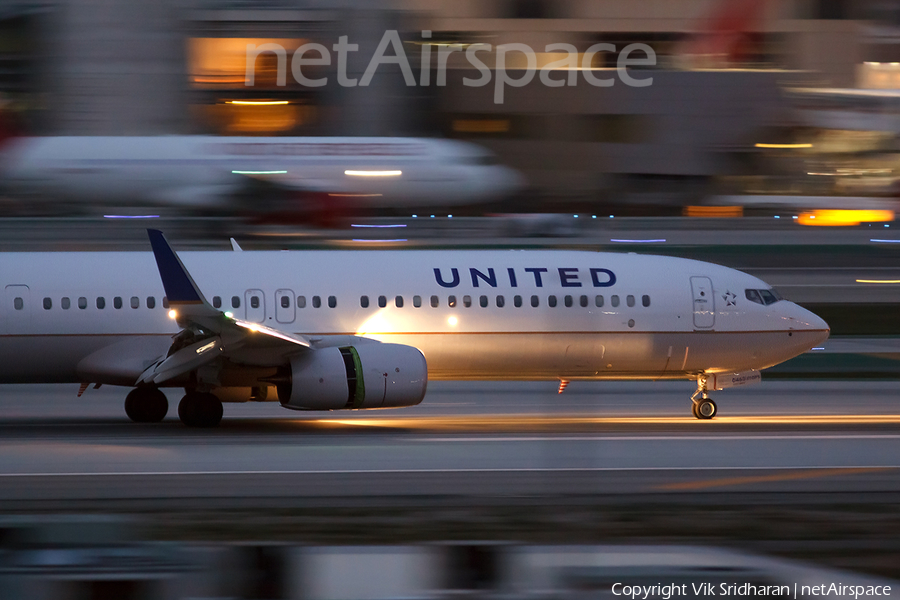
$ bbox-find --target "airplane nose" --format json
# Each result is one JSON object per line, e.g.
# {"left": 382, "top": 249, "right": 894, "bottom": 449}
{"left": 789, "top": 302, "right": 830, "bottom": 343}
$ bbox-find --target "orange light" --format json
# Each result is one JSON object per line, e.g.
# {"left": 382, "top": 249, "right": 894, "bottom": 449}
{"left": 755, "top": 143, "right": 813, "bottom": 149}
{"left": 453, "top": 119, "right": 510, "bottom": 133}
{"left": 798, "top": 210, "right": 894, "bottom": 226}
{"left": 684, "top": 205, "right": 743, "bottom": 218}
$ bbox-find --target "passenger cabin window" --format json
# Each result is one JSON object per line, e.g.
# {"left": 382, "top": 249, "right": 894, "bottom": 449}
{"left": 147, "top": 297, "right": 155, "bottom": 309}
{"left": 496, "top": 295, "right": 505, "bottom": 308}
{"left": 580, "top": 295, "right": 588, "bottom": 307}
{"left": 130, "top": 296, "right": 140, "bottom": 309}
{"left": 297, "top": 296, "right": 306, "bottom": 308}
{"left": 162, "top": 297, "right": 169, "bottom": 308}
{"left": 328, "top": 296, "right": 337, "bottom": 308}
{"left": 463, "top": 295, "right": 472, "bottom": 308}
{"left": 531, "top": 295, "right": 539, "bottom": 307}
{"left": 281, "top": 296, "right": 291, "bottom": 309}
{"left": 232, "top": 296, "right": 241, "bottom": 309}
{"left": 479, "top": 295, "right": 488, "bottom": 308}
{"left": 61, "top": 297, "right": 70, "bottom": 310}
{"left": 213, "top": 296, "right": 221, "bottom": 309}
{"left": 548, "top": 295, "right": 557, "bottom": 307}
{"left": 514, "top": 295, "right": 522, "bottom": 307}
{"left": 611, "top": 295, "right": 620, "bottom": 307}
{"left": 78, "top": 297, "right": 87, "bottom": 310}
{"left": 564, "top": 295, "right": 573, "bottom": 308}
{"left": 595, "top": 295, "right": 604, "bottom": 307}
{"left": 13, "top": 297, "right": 23, "bottom": 310}
{"left": 378, "top": 296, "right": 387, "bottom": 308}
{"left": 413, "top": 295, "right": 422, "bottom": 308}
{"left": 395, "top": 296, "right": 403, "bottom": 308}
{"left": 360, "top": 295, "right": 369, "bottom": 308}
{"left": 448, "top": 295, "right": 457, "bottom": 308}
{"left": 43, "top": 298, "right": 51, "bottom": 310}
{"left": 642, "top": 295, "right": 651, "bottom": 307}
{"left": 114, "top": 297, "right": 122, "bottom": 309}
{"left": 96, "top": 297, "right": 105, "bottom": 309}
{"left": 250, "top": 295, "right": 260, "bottom": 309}
{"left": 312, "top": 296, "right": 321, "bottom": 308}
{"left": 626, "top": 295, "right": 635, "bottom": 307}
{"left": 431, "top": 295, "right": 439, "bottom": 308}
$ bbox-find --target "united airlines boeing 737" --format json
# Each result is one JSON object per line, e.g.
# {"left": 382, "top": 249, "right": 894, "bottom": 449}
{"left": 0, "top": 231, "right": 828, "bottom": 426}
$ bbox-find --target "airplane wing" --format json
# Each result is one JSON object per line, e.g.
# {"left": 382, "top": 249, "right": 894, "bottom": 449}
{"left": 138, "top": 229, "right": 310, "bottom": 385}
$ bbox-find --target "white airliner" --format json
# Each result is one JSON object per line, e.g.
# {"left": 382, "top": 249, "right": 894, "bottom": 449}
{"left": 0, "top": 231, "right": 828, "bottom": 426}
{"left": 0, "top": 136, "right": 523, "bottom": 213}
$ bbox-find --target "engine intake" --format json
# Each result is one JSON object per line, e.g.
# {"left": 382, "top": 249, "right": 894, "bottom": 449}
{"left": 278, "top": 343, "right": 427, "bottom": 410}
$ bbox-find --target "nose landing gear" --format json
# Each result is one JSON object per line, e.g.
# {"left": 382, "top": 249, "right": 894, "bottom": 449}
{"left": 690, "top": 375, "right": 718, "bottom": 420}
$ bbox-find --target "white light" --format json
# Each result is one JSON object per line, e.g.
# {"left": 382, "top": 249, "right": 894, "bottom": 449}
{"left": 103, "top": 215, "right": 159, "bottom": 219}
{"left": 448, "top": 316, "right": 458, "bottom": 326}
{"left": 168, "top": 309, "right": 177, "bottom": 319}
{"left": 344, "top": 170, "right": 402, "bottom": 177}
{"left": 227, "top": 100, "right": 289, "bottom": 105}
{"left": 232, "top": 170, "right": 287, "bottom": 175}
{"left": 196, "top": 340, "right": 217, "bottom": 354}
{"left": 224, "top": 311, "right": 234, "bottom": 318}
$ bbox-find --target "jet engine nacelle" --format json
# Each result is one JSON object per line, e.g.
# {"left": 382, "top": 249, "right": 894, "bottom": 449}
{"left": 278, "top": 344, "right": 427, "bottom": 410}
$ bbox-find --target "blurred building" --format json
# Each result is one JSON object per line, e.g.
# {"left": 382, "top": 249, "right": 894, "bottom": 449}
{"left": 0, "top": 0, "right": 897, "bottom": 208}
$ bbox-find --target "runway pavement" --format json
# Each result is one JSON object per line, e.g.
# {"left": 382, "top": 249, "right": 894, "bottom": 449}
{"left": 0, "top": 380, "right": 898, "bottom": 510}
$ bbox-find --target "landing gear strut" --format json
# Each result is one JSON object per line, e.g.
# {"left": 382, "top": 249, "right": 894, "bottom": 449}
{"left": 124, "top": 387, "right": 169, "bottom": 423}
{"left": 690, "top": 376, "right": 717, "bottom": 420}
{"left": 178, "top": 391, "right": 223, "bottom": 428}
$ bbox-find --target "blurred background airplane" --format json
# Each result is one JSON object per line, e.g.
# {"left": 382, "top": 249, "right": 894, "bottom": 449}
{"left": 0, "top": 132, "right": 525, "bottom": 220}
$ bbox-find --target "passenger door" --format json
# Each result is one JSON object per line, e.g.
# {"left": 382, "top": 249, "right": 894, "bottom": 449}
{"left": 690, "top": 276, "right": 715, "bottom": 329}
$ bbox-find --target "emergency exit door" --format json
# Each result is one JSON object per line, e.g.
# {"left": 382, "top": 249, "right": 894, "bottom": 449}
{"left": 4, "top": 285, "right": 31, "bottom": 334}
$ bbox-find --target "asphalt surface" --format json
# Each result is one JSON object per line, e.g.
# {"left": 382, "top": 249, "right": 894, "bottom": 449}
{"left": 0, "top": 380, "right": 898, "bottom": 510}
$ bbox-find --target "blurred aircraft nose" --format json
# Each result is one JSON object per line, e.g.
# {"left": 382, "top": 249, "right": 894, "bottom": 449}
{"left": 486, "top": 165, "right": 527, "bottom": 200}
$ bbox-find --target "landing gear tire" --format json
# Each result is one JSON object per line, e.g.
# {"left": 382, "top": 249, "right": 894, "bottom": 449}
{"left": 691, "top": 401, "right": 700, "bottom": 419}
{"left": 178, "top": 392, "right": 223, "bottom": 428}
{"left": 124, "top": 387, "right": 169, "bottom": 423}
{"left": 696, "top": 399, "right": 717, "bottom": 420}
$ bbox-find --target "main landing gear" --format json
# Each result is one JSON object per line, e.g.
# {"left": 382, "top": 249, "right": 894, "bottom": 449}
{"left": 690, "top": 375, "right": 718, "bottom": 420}
{"left": 124, "top": 387, "right": 169, "bottom": 423}
{"left": 124, "top": 387, "right": 223, "bottom": 427}
{"left": 177, "top": 391, "right": 223, "bottom": 428}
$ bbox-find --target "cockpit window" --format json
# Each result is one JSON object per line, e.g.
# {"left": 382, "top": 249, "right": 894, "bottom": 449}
{"left": 759, "top": 289, "right": 779, "bottom": 305}
{"left": 746, "top": 288, "right": 782, "bottom": 305}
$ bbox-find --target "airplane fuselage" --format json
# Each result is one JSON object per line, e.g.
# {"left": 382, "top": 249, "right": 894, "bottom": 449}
{"left": 0, "top": 249, "right": 828, "bottom": 387}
